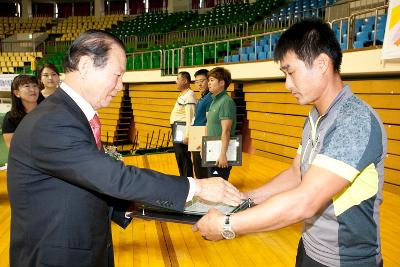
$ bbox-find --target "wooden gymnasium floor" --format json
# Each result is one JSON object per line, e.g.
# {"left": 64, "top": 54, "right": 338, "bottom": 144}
{"left": 0, "top": 152, "right": 399, "bottom": 266}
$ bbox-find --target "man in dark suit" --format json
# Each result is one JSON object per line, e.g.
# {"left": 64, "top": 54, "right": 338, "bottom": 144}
{"left": 7, "top": 30, "right": 241, "bottom": 267}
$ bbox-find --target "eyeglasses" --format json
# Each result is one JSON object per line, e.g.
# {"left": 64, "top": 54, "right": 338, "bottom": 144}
{"left": 195, "top": 79, "right": 207, "bottom": 84}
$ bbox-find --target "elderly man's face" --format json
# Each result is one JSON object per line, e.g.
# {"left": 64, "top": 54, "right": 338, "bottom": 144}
{"left": 84, "top": 43, "right": 126, "bottom": 110}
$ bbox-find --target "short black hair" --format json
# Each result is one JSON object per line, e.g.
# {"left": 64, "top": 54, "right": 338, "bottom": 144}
{"left": 274, "top": 18, "right": 342, "bottom": 73}
{"left": 194, "top": 69, "right": 209, "bottom": 77}
{"left": 64, "top": 30, "right": 125, "bottom": 73}
{"left": 178, "top": 71, "right": 191, "bottom": 83}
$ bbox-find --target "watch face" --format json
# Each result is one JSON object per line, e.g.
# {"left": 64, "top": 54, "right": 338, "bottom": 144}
{"left": 222, "top": 229, "right": 235, "bottom": 239}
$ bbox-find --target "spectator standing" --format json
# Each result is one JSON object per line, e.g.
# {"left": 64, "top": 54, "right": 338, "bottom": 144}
{"left": 206, "top": 67, "right": 237, "bottom": 180}
{"left": 170, "top": 71, "right": 197, "bottom": 177}
{"left": 192, "top": 69, "right": 213, "bottom": 178}
{"left": 2, "top": 75, "right": 40, "bottom": 149}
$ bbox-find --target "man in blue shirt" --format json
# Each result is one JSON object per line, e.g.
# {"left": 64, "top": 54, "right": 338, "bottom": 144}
{"left": 192, "top": 69, "right": 213, "bottom": 178}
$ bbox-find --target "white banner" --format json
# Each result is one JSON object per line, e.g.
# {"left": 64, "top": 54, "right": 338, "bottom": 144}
{"left": 0, "top": 74, "right": 18, "bottom": 92}
{"left": 381, "top": 0, "right": 400, "bottom": 61}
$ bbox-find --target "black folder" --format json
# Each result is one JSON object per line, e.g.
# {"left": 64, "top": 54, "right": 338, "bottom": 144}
{"left": 131, "top": 198, "right": 253, "bottom": 225}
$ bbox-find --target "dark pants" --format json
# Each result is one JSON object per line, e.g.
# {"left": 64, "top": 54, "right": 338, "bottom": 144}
{"left": 295, "top": 238, "right": 327, "bottom": 267}
{"left": 207, "top": 166, "right": 232, "bottom": 180}
{"left": 172, "top": 141, "right": 193, "bottom": 177}
{"left": 192, "top": 151, "right": 208, "bottom": 179}
{"left": 295, "top": 238, "right": 383, "bottom": 267}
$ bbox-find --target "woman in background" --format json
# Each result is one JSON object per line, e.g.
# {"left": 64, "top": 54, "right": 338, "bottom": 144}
{"left": 38, "top": 63, "right": 60, "bottom": 98}
{"left": 2, "top": 75, "right": 40, "bottom": 149}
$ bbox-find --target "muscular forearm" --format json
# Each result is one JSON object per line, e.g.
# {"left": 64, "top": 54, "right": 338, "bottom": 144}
{"left": 247, "top": 167, "right": 301, "bottom": 204}
{"left": 232, "top": 187, "right": 310, "bottom": 234}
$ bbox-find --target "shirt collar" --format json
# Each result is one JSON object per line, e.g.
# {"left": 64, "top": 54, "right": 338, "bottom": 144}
{"left": 212, "top": 90, "right": 227, "bottom": 100}
{"left": 60, "top": 82, "right": 96, "bottom": 121}
{"left": 309, "top": 84, "right": 350, "bottom": 119}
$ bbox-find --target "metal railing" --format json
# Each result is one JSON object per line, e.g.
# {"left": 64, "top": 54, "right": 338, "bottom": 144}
{"left": 128, "top": 3, "right": 388, "bottom": 76}
{"left": 122, "top": 22, "right": 248, "bottom": 50}
{"left": 330, "top": 4, "right": 388, "bottom": 50}
{"left": 127, "top": 49, "right": 162, "bottom": 71}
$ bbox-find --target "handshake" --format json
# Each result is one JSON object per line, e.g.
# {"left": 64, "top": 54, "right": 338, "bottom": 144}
{"left": 192, "top": 177, "right": 242, "bottom": 207}
{"left": 191, "top": 177, "right": 245, "bottom": 242}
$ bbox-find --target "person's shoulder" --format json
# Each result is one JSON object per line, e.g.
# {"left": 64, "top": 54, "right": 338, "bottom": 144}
{"left": 3, "top": 111, "right": 11, "bottom": 120}
{"left": 336, "top": 94, "right": 374, "bottom": 125}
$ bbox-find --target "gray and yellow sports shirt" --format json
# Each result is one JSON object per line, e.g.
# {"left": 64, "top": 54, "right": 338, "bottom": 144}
{"left": 298, "top": 85, "right": 387, "bottom": 267}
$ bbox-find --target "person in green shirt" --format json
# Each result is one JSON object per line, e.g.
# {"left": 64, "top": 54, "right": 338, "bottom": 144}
{"left": 206, "top": 67, "right": 236, "bottom": 180}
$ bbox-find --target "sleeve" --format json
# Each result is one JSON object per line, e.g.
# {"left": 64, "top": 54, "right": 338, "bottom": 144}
{"left": 312, "top": 107, "right": 383, "bottom": 182}
{"left": 218, "top": 99, "right": 235, "bottom": 121}
{"left": 108, "top": 197, "right": 133, "bottom": 229}
{"left": 184, "top": 103, "right": 195, "bottom": 138}
{"left": 2, "top": 112, "right": 18, "bottom": 134}
{"left": 184, "top": 92, "right": 197, "bottom": 138}
{"left": 30, "top": 111, "right": 190, "bottom": 212}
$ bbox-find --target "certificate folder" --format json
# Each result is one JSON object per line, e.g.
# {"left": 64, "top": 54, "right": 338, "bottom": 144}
{"left": 201, "top": 135, "right": 242, "bottom": 167}
{"left": 172, "top": 121, "right": 186, "bottom": 143}
{"left": 131, "top": 198, "right": 253, "bottom": 225}
{"left": 188, "top": 126, "right": 206, "bottom": 152}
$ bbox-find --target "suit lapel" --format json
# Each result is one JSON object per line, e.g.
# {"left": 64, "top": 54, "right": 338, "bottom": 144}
{"left": 51, "top": 88, "right": 101, "bottom": 149}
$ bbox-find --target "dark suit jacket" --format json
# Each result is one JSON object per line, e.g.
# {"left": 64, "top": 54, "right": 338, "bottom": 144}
{"left": 7, "top": 88, "right": 189, "bottom": 267}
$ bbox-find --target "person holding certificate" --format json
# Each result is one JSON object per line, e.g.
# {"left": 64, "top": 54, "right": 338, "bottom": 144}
{"left": 170, "top": 71, "right": 197, "bottom": 177}
{"left": 206, "top": 67, "right": 237, "bottom": 180}
{"left": 192, "top": 69, "right": 213, "bottom": 178}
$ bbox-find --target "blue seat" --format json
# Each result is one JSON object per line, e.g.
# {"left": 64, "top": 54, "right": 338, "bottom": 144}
{"left": 354, "top": 19, "right": 363, "bottom": 33}
{"left": 353, "top": 40, "right": 364, "bottom": 49}
{"left": 231, "top": 55, "right": 240, "bottom": 62}
{"left": 224, "top": 56, "right": 230, "bottom": 63}
{"left": 356, "top": 31, "right": 369, "bottom": 42}
{"left": 258, "top": 52, "right": 267, "bottom": 60}
{"left": 264, "top": 45, "right": 271, "bottom": 53}
{"left": 238, "top": 47, "right": 246, "bottom": 54}
{"left": 364, "top": 16, "right": 376, "bottom": 28}
{"left": 246, "top": 47, "right": 254, "bottom": 54}
{"left": 255, "top": 46, "right": 263, "bottom": 53}
{"left": 378, "top": 14, "right": 387, "bottom": 24}
{"left": 249, "top": 53, "right": 256, "bottom": 61}
{"left": 341, "top": 21, "right": 348, "bottom": 34}
{"left": 271, "top": 33, "right": 281, "bottom": 45}
{"left": 361, "top": 24, "right": 373, "bottom": 33}
{"left": 377, "top": 22, "right": 386, "bottom": 32}
{"left": 241, "top": 54, "right": 249, "bottom": 62}
{"left": 259, "top": 39, "right": 268, "bottom": 46}
{"left": 372, "top": 29, "right": 385, "bottom": 43}
{"left": 261, "top": 35, "right": 270, "bottom": 45}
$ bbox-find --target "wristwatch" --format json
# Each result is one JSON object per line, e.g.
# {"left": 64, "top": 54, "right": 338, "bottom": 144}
{"left": 221, "top": 214, "right": 236, "bottom": 239}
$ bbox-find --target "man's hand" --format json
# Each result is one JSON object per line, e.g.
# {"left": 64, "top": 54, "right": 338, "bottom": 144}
{"left": 192, "top": 208, "right": 225, "bottom": 241}
{"left": 183, "top": 137, "right": 188, "bottom": 145}
{"left": 194, "top": 177, "right": 241, "bottom": 206}
{"left": 216, "top": 153, "right": 228, "bottom": 168}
